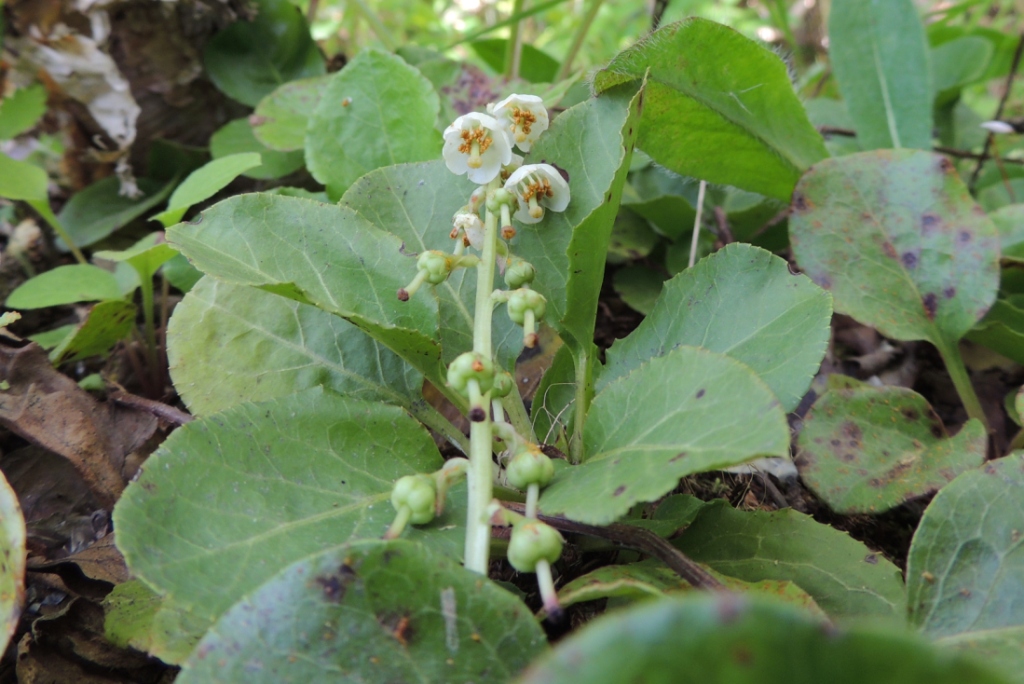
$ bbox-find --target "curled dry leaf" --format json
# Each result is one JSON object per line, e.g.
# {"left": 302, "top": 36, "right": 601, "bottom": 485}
{"left": 0, "top": 341, "right": 157, "bottom": 509}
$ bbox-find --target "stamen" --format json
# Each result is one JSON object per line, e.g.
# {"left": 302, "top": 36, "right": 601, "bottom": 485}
{"left": 458, "top": 128, "right": 493, "bottom": 157}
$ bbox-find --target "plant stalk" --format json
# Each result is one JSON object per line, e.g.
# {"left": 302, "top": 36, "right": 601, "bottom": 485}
{"left": 504, "top": 0, "right": 526, "bottom": 79}
{"left": 569, "top": 346, "right": 593, "bottom": 464}
{"left": 555, "top": 0, "right": 604, "bottom": 81}
{"left": 935, "top": 337, "right": 990, "bottom": 433}
{"left": 464, "top": 187, "right": 502, "bottom": 574}
{"left": 29, "top": 199, "right": 86, "bottom": 264}
{"left": 139, "top": 273, "right": 158, "bottom": 378}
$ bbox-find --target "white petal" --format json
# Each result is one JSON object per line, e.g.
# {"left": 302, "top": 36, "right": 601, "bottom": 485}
{"left": 981, "top": 120, "right": 1016, "bottom": 135}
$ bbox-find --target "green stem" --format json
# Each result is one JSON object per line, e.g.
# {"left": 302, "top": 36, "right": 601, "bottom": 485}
{"left": 28, "top": 199, "right": 86, "bottom": 264}
{"left": 139, "top": 272, "right": 158, "bottom": 373}
{"left": 465, "top": 184, "right": 502, "bottom": 574}
{"left": 569, "top": 346, "right": 593, "bottom": 464}
{"left": 384, "top": 506, "right": 411, "bottom": 539}
{"left": 934, "top": 338, "right": 991, "bottom": 433}
{"left": 555, "top": 0, "right": 604, "bottom": 81}
{"left": 525, "top": 483, "right": 539, "bottom": 518}
{"left": 503, "top": 386, "right": 536, "bottom": 442}
{"left": 447, "top": 0, "right": 570, "bottom": 49}
{"left": 504, "top": 0, "right": 526, "bottom": 78}
{"left": 348, "top": 0, "right": 398, "bottom": 51}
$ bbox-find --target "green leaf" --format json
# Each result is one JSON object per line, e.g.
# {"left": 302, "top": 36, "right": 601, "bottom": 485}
{"left": 796, "top": 386, "right": 987, "bottom": 513}
{"left": 177, "top": 541, "right": 547, "bottom": 683}
{"left": 907, "top": 453, "right": 1024, "bottom": 637}
{"left": 0, "top": 469, "right": 25, "bottom": 655}
{"left": 305, "top": 49, "right": 441, "bottom": 200}
{"left": 539, "top": 345, "right": 790, "bottom": 525}
{"left": 341, "top": 161, "right": 522, "bottom": 370}
{"left": 829, "top": 0, "right": 932, "bottom": 150}
{"left": 202, "top": 0, "right": 324, "bottom": 106}
{"left": 790, "top": 149, "right": 999, "bottom": 353}
{"left": 153, "top": 153, "right": 262, "bottom": 227}
{"left": 938, "top": 626, "right": 1024, "bottom": 684}
{"left": 94, "top": 232, "right": 178, "bottom": 282}
{"left": 209, "top": 118, "right": 304, "bottom": 180}
{"left": 621, "top": 164, "right": 697, "bottom": 241}
{"left": 167, "top": 277, "right": 423, "bottom": 416}
{"left": 162, "top": 253, "right": 203, "bottom": 294}
{"left": 594, "top": 18, "right": 828, "bottom": 201}
{"left": 611, "top": 266, "right": 663, "bottom": 315}
{"left": 599, "top": 244, "right": 832, "bottom": 413}
{"left": 515, "top": 83, "right": 642, "bottom": 352}
{"left": 28, "top": 324, "right": 76, "bottom": 350}
{"left": 932, "top": 36, "right": 994, "bottom": 97}
{"left": 0, "top": 84, "right": 46, "bottom": 140}
{"left": 56, "top": 176, "right": 175, "bottom": 250}
{"left": 114, "top": 389, "right": 466, "bottom": 642}
{"left": 0, "top": 152, "right": 48, "bottom": 201}
{"left": 5, "top": 264, "right": 122, "bottom": 309}
{"left": 469, "top": 38, "right": 559, "bottom": 82}
{"left": 990, "top": 204, "right": 1024, "bottom": 260}
{"left": 517, "top": 595, "right": 1009, "bottom": 684}
{"left": 965, "top": 298, "right": 1024, "bottom": 364}
{"left": 166, "top": 193, "right": 449, "bottom": 397}
{"left": 557, "top": 559, "right": 823, "bottom": 616}
{"left": 673, "top": 500, "right": 906, "bottom": 621}
{"left": 103, "top": 579, "right": 208, "bottom": 665}
{"left": 49, "top": 299, "right": 137, "bottom": 364}
{"left": 252, "top": 75, "right": 331, "bottom": 151}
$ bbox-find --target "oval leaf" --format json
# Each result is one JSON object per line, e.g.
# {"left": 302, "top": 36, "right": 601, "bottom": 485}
{"left": 178, "top": 541, "right": 546, "bottom": 683}
{"left": 539, "top": 345, "right": 790, "bottom": 525}
{"left": 57, "top": 176, "right": 173, "bottom": 250}
{"left": 306, "top": 49, "right": 441, "bottom": 200}
{"left": 517, "top": 595, "right": 1008, "bottom": 684}
{"left": 599, "top": 243, "right": 832, "bottom": 412}
{"left": 114, "top": 389, "right": 465, "bottom": 641}
{"left": 790, "top": 149, "right": 999, "bottom": 351}
{"left": 252, "top": 75, "right": 331, "bottom": 151}
{"left": 50, "top": 299, "right": 137, "bottom": 364}
{"left": 796, "top": 386, "right": 987, "bottom": 513}
{"left": 167, "top": 277, "right": 423, "bottom": 416}
{"left": 829, "top": 0, "right": 932, "bottom": 150}
{"left": 6, "top": 264, "right": 122, "bottom": 309}
{"left": 202, "top": 0, "right": 324, "bottom": 106}
{"left": 209, "top": 118, "right": 304, "bottom": 180}
{"left": 153, "top": 153, "right": 263, "bottom": 227}
{"left": 594, "top": 18, "right": 827, "bottom": 200}
{"left": 907, "top": 453, "right": 1024, "bottom": 637}
{"left": 0, "top": 152, "right": 47, "bottom": 201}
{"left": 0, "top": 469, "right": 25, "bottom": 655}
{"left": 674, "top": 500, "right": 906, "bottom": 621}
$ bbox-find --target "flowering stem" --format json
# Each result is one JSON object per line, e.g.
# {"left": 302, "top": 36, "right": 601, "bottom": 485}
{"left": 525, "top": 483, "right": 540, "bottom": 518}
{"left": 569, "top": 346, "right": 594, "bottom": 464}
{"left": 465, "top": 181, "right": 502, "bottom": 574}
{"left": 504, "top": 0, "right": 526, "bottom": 78}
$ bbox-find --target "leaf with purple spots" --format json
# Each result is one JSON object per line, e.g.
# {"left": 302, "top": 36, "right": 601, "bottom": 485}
{"left": 795, "top": 385, "right": 987, "bottom": 514}
{"left": 790, "top": 149, "right": 999, "bottom": 427}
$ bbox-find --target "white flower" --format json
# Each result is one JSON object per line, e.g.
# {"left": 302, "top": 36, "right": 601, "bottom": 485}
{"left": 492, "top": 94, "right": 549, "bottom": 152}
{"left": 442, "top": 113, "right": 513, "bottom": 184}
{"left": 981, "top": 120, "right": 1016, "bottom": 135}
{"left": 503, "top": 164, "right": 570, "bottom": 224}
{"left": 453, "top": 210, "right": 485, "bottom": 250}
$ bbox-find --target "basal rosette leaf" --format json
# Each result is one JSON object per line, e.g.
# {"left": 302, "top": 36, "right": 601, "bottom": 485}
{"left": 594, "top": 18, "right": 827, "bottom": 201}
{"left": 539, "top": 345, "right": 789, "bottom": 525}
{"left": 177, "top": 541, "right": 546, "bottom": 683}
{"left": 114, "top": 388, "right": 466, "bottom": 655}
{"left": 796, "top": 386, "right": 987, "bottom": 513}
{"left": 599, "top": 243, "right": 832, "bottom": 412}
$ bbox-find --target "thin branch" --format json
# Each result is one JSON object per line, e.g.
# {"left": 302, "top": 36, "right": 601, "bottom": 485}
{"left": 109, "top": 386, "right": 193, "bottom": 425}
{"left": 500, "top": 500, "right": 725, "bottom": 591}
{"left": 688, "top": 180, "right": 707, "bottom": 269}
{"left": 969, "top": 31, "right": 1024, "bottom": 191}
{"left": 817, "top": 126, "right": 1024, "bottom": 166}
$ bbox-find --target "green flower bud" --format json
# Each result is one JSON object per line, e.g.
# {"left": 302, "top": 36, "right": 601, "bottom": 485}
{"left": 507, "top": 520, "right": 563, "bottom": 573}
{"left": 446, "top": 352, "right": 496, "bottom": 397}
{"left": 506, "top": 288, "right": 546, "bottom": 325}
{"left": 504, "top": 257, "right": 536, "bottom": 289}
{"left": 417, "top": 250, "right": 454, "bottom": 285}
{"left": 491, "top": 371, "right": 514, "bottom": 399}
{"left": 506, "top": 444, "right": 554, "bottom": 490}
{"left": 391, "top": 474, "right": 437, "bottom": 525}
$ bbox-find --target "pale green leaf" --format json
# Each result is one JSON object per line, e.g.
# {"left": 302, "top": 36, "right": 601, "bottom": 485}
{"left": 540, "top": 345, "right": 790, "bottom": 525}
{"left": 252, "top": 75, "right": 331, "bottom": 151}
{"left": 5, "top": 265, "right": 122, "bottom": 309}
{"left": 178, "top": 541, "right": 546, "bottom": 683}
{"left": 0, "top": 85, "right": 47, "bottom": 140}
{"left": 153, "top": 153, "right": 262, "bottom": 227}
{"left": 674, "top": 500, "right": 906, "bottom": 621}
{"left": 594, "top": 18, "right": 828, "bottom": 200}
{"left": 210, "top": 118, "right": 304, "bottom": 180}
{"left": 49, "top": 299, "right": 137, "bottom": 364}
{"left": 306, "top": 49, "right": 440, "bottom": 200}
{"left": 0, "top": 152, "right": 48, "bottom": 201}
{"left": 56, "top": 176, "right": 175, "bottom": 250}
{"left": 94, "top": 232, "right": 178, "bottom": 282}
{"left": 829, "top": 0, "right": 932, "bottom": 149}
{"left": 599, "top": 243, "right": 832, "bottom": 412}
{"left": 0, "top": 469, "right": 25, "bottom": 655}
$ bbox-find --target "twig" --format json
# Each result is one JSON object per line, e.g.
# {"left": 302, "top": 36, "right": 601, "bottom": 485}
{"left": 108, "top": 386, "right": 193, "bottom": 425}
{"left": 713, "top": 206, "right": 733, "bottom": 245}
{"left": 817, "top": 126, "right": 1024, "bottom": 166}
{"left": 500, "top": 500, "right": 725, "bottom": 591}
{"left": 688, "top": 180, "right": 707, "bottom": 269}
{"left": 969, "top": 31, "right": 1024, "bottom": 191}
